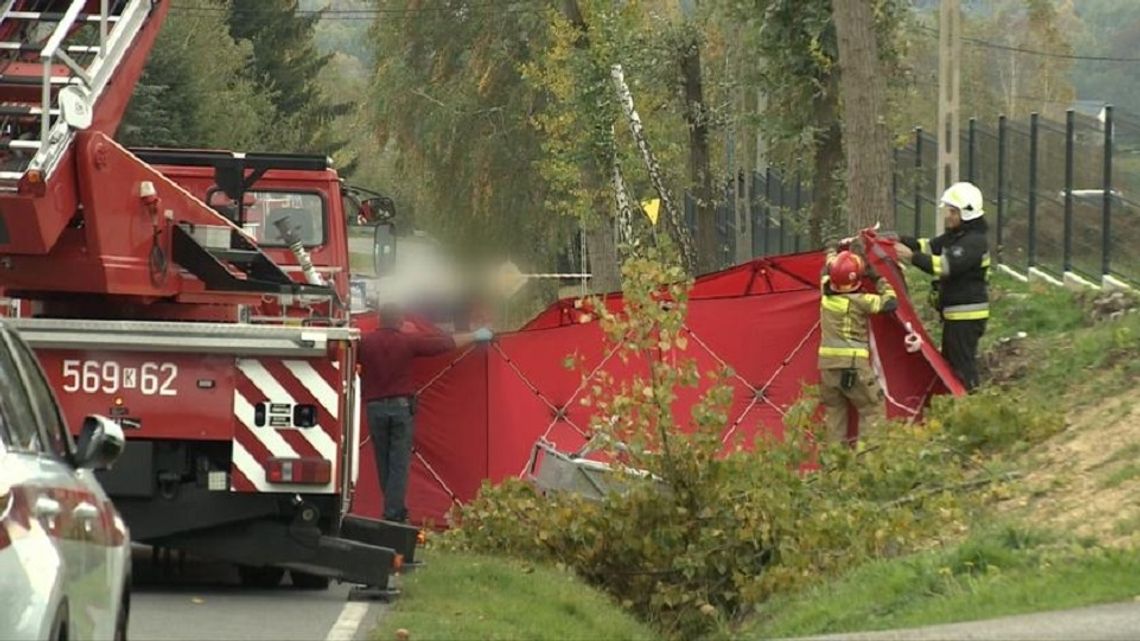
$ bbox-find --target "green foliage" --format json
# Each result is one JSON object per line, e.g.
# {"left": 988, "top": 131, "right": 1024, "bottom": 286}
{"left": 750, "top": 525, "right": 1140, "bottom": 638}
{"left": 373, "top": 550, "right": 656, "bottom": 641}
{"left": 228, "top": 0, "right": 349, "bottom": 156}
{"left": 927, "top": 388, "right": 1064, "bottom": 455}
{"left": 120, "top": 0, "right": 344, "bottom": 156}
{"left": 712, "top": 0, "right": 906, "bottom": 238}
{"left": 118, "top": 1, "right": 281, "bottom": 149}
{"left": 444, "top": 251, "right": 980, "bottom": 639}
{"left": 367, "top": 0, "right": 573, "bottom": 272}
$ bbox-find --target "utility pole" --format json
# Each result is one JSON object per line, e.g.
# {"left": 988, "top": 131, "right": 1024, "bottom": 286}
{"left": 935, "top": 0, "right": 961, "bottom": 235}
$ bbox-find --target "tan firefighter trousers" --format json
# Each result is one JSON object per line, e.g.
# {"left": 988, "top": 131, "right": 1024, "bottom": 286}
{"left": 819, "top": 362, "right": 884, "bottom": 445}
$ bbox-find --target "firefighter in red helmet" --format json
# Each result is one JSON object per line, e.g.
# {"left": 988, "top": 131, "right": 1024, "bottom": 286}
{"left": 818, "top": 239, "right": 898, "bottom": 446}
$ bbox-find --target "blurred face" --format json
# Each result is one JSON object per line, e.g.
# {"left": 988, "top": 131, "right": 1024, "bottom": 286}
{"left": 944, "top": 206, "right": 963, "bottom": 230}
{"left": 379, "top": 306, "right": 404, "bottom": 329}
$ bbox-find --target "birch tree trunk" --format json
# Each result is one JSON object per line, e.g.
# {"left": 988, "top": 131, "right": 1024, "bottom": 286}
{"left": 611, "top": 145, "right": 635, "bottom": 249}
{"left": 611, "top": 63, "right": 698, "bottom": 274}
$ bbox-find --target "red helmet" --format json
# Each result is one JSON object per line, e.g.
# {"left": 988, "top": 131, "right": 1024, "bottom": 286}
{"left": 828, "top": 251, "right": 865, "bottom": 292}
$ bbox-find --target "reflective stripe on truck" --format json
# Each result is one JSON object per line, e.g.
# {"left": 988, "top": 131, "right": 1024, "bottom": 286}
{"left": 231, "top": 357, "right": 342, "bottom": 494}
{"left": 11, "top": 318, "right": 356, "bottom": 496}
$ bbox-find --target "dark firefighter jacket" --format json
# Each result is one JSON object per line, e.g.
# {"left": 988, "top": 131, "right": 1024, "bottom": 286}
{"left": 818, "top": 248, "right": 899, "bottom": 371}
{"left": 900, "top": 218, "right": 991, "bottom": 321}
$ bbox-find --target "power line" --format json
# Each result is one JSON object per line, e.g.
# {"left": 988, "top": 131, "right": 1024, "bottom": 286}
{"left": 911, "top": 78, "right": 1072, "bottom": 107}
{"left": 169, "top": 1, "right": 541, "bottom": 18}
{"left": 915, "top": 25, "right": 1140, "bottom": 63}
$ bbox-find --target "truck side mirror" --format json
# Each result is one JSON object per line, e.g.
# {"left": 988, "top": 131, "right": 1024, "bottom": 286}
{"left": 373, "top": 223, "right": 396, "bottom": 276}
{"left": 360, "top": 197, "right": 396, "bottom": 226}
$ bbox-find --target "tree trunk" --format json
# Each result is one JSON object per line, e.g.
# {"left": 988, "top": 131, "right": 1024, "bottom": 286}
{"left": 584, "top": 219, "right": 621, "bottom": 293}
{"left": 611, "top": 148, "right": 635, "bottom": 249}
{"left": 559, "top": 0, "right": 626, "bottom": 286}
{"left": 812, "top": 121, "right": 844, "bottom": 245}
{"left": 680, "top": 35, "right": 717, "bottom": 273}
{"left": 611, "top": 64, "right": 698, "bottom": 274}
{"left": 832, "top": 0, "right": 893, "bottom": 230}
{"left": 811, "top": 73, "right": 843, "bottom": 245}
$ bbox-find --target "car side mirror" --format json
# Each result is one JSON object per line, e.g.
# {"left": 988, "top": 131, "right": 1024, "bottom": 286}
{"left": 373, "top": 223, "right": 397, "bottom": 276}
{"left": 74, "top": 416, "right": 125, "bottom": 470}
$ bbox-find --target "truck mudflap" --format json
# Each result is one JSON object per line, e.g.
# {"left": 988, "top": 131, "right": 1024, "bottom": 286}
{"left": 169, "top": 518, "right": 402, "bottom": 591}
{"left": 340, "top": 515, "right": 423, "bottom": 567}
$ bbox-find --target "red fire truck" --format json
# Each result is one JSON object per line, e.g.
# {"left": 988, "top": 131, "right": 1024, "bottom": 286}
{"left": 0, "top": 0, "right": 416, "bottom": 592}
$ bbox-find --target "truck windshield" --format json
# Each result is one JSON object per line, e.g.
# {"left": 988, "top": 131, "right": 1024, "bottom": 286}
{"left": 229, "top": 191, "right": 327, "bottom": 248}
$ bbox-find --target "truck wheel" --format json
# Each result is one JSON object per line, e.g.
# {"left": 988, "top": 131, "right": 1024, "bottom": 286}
{"left": 290, "top": 571, "right": 331, "bottom": 590}
{"left": 237, "top": 565, "right": 285, "bottom": 588}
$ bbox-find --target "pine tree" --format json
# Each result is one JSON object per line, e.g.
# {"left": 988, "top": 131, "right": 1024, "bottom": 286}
{"left": 228, "top": 0, "right": 350, "bottom": 154}
{"left": 119, "top": 1, "right": 280, "bottom": 150}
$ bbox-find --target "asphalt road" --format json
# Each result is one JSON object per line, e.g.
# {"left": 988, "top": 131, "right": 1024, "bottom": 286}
{"left": 128, "top": 547, "right": 388, "bottom": 641}
{"left": 788, "top": 601, "right": 1140, "bottom": 641}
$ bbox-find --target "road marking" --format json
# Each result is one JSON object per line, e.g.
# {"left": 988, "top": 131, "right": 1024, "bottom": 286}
{"left": 326, "top": 601, "right": 370, "bottom": 641}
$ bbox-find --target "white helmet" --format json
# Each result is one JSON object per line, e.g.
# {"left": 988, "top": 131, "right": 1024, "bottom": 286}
{"left": 940, "top": 182, "right": 984, "bottom": 221}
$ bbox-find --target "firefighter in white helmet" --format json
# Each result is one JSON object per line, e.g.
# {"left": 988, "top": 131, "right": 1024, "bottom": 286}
{"left": 895, "top": 182, "right": 991, "bottom": 391}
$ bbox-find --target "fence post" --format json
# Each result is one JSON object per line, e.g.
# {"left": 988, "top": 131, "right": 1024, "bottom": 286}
{"left": 778, "top": 169, "right": 786, "bottom": 255}
{"left": 1028, "top": 112, "right": 1039, "bottom": 268}
{"left": 914, "top": 127, "right": 923, "bottom": 237}
{"left": 1063, "top": 109, "right": 1075, "bottom": 274}
{"left": 793, "top": 172, "right": 802, "bottom": 252}
{"left": 892, "top": 147, "right": 899, "bottom": 228}
{"left": 763, "top": 167, "right": 772, "bottom": 256}
{"left": 967, "top": 117, "right": 977, "bottom": 183}
{"left": 747, "top": 172, "right": 756, "bottom": 260}
{"left": 997, "top": 115, "right": 1006, "bottom": 253}
{"left": 1103, "top": 106, "right": 1114, "bottom": 277}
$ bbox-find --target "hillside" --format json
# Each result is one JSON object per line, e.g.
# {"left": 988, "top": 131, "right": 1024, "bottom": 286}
{"left": 748, "top": 275, "right": 1140, "bottom": 638}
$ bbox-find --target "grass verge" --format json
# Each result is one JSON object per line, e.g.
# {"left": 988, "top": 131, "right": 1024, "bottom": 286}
{"left": 373, "top": 550, "right": 656, "bottom": 641}
{"left": 749, "top": 525, "right": 1140, "bottom": 639}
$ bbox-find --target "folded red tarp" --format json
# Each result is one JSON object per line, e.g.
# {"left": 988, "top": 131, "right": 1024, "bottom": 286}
{"left": 350, "top": 243, "right": 965, "bottom": 526}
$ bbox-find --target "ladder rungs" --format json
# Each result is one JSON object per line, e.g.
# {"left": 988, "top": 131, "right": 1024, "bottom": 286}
{"left": 0, "top": 140, "right": 42, "bottom": 151}
{"left": 0, "top": 105, "right": 59, "bottom": 117}
{"left": 0, "top": 42, "right": 102, "bottom": 54}
{"left": 0, "top": 74, "right": 79, "bottom": 87}
{"left": 0, "top": 170, "right": 26, "bottom": 181}
{"left": 6, "top": 11, "right": 123, "bottom": 23}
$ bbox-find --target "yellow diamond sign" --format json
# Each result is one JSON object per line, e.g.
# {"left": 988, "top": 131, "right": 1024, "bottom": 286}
{"left": 640, "top": 198, "right": 660, "bottom": 226}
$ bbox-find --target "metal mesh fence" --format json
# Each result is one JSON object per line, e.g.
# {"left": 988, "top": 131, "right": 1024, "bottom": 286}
{"left": 695, "top": 108, "right": 1136, "bottom": 286}
{"left": 1110, "top": 114, "right": 1140, "bottom": 282}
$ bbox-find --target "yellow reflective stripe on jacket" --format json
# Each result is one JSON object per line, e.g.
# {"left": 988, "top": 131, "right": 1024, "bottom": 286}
{"left": 857, "top": 293, "right": 885, "bottom": 313}
{"left": 943, "top": 303, "right": 990, "bottom": 321}
{"left": 819, "top": 346, "right": 870, "bottom": 359}
{"left": 819, "top": 336, "right": 871, "bottom": 359}
{"left": 821, "top": 295, "right": 850, "bottom": 313}
{"left": 919, "top": 238, "right": 932, "bottom": 253}
{"left": 931, "top": 254, "right": 949, "bottom": 278}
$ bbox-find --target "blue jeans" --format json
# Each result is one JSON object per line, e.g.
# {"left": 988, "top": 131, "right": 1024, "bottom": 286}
{"left": 367, "top": 398, "right": 415, "bottom": 522}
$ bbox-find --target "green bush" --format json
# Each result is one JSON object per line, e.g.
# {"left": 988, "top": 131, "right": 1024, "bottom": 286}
{"left": 443, "top": 249, "right": 983, "bottom": 639}
{"left": 927, "top": 388, "right": 1064, "bottom": 455}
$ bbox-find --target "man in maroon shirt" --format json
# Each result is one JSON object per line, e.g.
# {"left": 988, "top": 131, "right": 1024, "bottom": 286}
{"left": 359, "top": 303, "right": 492, "bottom": 522}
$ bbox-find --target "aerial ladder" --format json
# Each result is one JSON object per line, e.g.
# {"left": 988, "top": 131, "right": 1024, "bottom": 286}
{"left": 0, "top": 0, "right": 418, "bottom": 594}
{"left": 0, "top": 0, "right": 321, "bottom": 308}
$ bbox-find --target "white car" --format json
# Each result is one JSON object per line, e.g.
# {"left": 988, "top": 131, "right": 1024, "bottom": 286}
{"left": 0, "top": 324, "right": 131, "bottom": 640}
